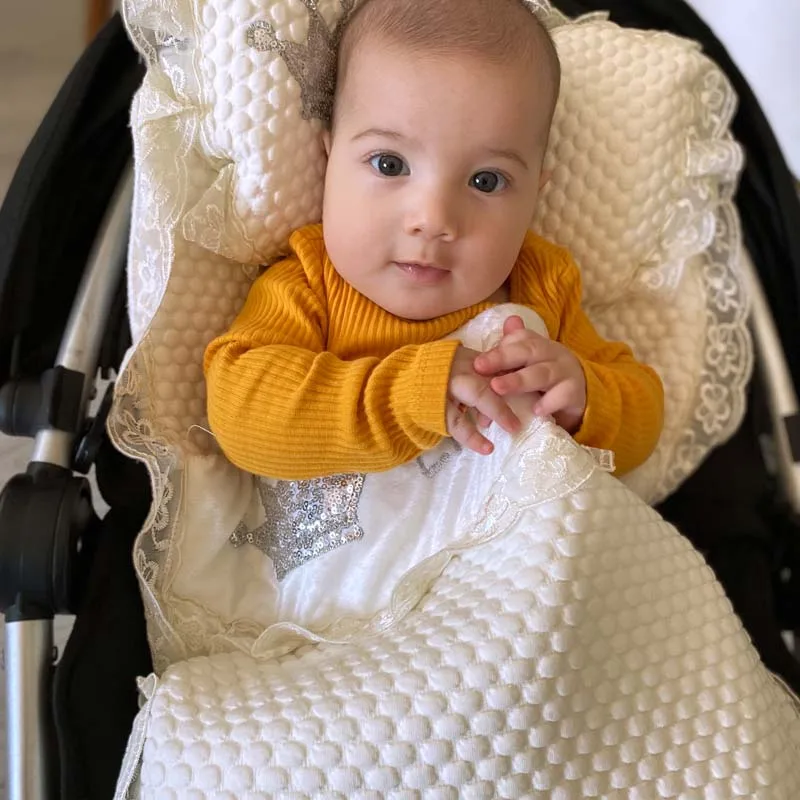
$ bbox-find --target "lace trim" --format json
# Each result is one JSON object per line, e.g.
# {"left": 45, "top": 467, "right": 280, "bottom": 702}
{"left": 543, "top": 9, "right": 751, "bottom": 506}
{"left": 110, "top": 11, "right": 206, "bottom": 666}
{"left": 108, "top": 350, "right": 188, "bottom": 667}
{"left": 636, "top": 63, "right": 751, "bottom": 504}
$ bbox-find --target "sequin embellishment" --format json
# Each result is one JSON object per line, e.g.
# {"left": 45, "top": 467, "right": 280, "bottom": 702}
{"left": 416, "top": 440, "right": 463, "bottom": 479}
{"left": 245, "top": 0, "right": 356, "bottom": 123}
{"left": 231, "top": 474, "right": 365, "bottom": 580}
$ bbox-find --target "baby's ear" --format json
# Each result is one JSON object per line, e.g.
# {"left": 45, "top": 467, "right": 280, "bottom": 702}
{"left": 322, "top": 129, "right": 332, "bottom": 157}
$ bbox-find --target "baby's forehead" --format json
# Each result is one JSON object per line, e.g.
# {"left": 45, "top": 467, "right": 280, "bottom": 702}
{"left": 334, "top": 45, "right": 554, "bottom": 153}
{"left": 338, "top": 28, "right": 557, "bottom": 112}
{"left": 344, "top": 37, "right": 552, "bottom": 113}
{"left": 346, "top": 34, "right": 550, "bottom": 93}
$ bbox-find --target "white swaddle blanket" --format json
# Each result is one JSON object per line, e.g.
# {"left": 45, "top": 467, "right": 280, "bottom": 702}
{"left": 116, "top": 308, "right": 800, "bottom": 798}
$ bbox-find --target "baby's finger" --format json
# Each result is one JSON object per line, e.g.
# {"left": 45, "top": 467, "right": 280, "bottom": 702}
{"left": 473, "top": 340, "right": 537, "bottom": 376}
{"left": 502, "top": 315, "right": 526, "bottom": 336}
{"left": 471, "top": 387, "right": 521, "bottom": 435}
{"left": 448, "top": 404, "right": 494, "bottom": 454}
{"left": 533, "top": 381, "right": 578, "bottom": 418}
{"left": 454, "top": 402, "right": 491, "bottom": 430}
{"left": 476, "top": 411, "right": 492, "bottom": 429}
{"left": 492, "top": 362, "right": 554, "bottom": 395}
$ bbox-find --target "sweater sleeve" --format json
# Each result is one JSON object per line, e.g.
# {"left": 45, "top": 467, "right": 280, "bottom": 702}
{"left": 549, "top": 253, "right": 665, "bottom": 476}
{"left": 203, "top": 255, "right": 459, "bottom": 479}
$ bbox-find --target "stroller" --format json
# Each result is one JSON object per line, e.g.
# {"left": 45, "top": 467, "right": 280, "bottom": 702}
{"left": 2, "top": 1, "right": 800, "bottom": 798}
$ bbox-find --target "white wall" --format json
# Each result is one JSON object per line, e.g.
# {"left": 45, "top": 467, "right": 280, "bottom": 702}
{"left": 686, "top": 0, "right": 800, "bottom": 178}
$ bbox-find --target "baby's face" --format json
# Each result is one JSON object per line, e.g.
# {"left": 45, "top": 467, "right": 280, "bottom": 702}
{"left": 322, "top": 41, "right": 551, "bottom": 321}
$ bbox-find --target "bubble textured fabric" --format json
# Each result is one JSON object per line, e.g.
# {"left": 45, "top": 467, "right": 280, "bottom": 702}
{"left": 115, "top": 438, "right": 800, "bottom": 798}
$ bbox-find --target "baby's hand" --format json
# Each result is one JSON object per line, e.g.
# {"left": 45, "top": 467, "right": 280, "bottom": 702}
{"left": 447, "top": 346, "right": 521, "bottom": 455}
{"left": 473, "top": 315, "right": 587, "bottom": 434}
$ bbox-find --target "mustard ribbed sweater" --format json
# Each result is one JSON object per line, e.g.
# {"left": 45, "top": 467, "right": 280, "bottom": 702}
{"left": 204, "top": 225, "right": 663, "bottom": 479}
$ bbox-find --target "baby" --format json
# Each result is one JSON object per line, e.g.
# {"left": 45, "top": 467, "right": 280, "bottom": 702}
{"left": 204, "top": 0, "right": 664, "bottom": 480}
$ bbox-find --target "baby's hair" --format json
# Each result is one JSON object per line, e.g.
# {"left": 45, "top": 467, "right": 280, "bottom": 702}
{"left": 333, "top": 0, "right": 561, "bottom": 138}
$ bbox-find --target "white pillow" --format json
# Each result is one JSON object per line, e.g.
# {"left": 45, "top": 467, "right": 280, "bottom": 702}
{"left": 115, "top": 0, "right": 748, "bottom": 515}
{"left": 534, "top": 11, "right": 750, "bottom": 500}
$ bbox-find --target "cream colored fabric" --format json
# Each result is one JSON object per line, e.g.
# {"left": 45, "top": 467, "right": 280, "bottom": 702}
{"left": 116, "top": 405, "right": 800, "bottom": 798}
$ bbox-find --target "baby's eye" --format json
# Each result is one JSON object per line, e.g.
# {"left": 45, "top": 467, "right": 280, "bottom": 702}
{"left": 470, "top": 171, "right": 507, "bottom": 193}
{"left": 370, "top": 154, "right": 409, "bottom": 177}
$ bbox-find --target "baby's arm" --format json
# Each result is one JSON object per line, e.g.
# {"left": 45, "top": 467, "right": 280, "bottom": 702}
{"left": 204, "top": 257, "right": 460, "bottom": 480}
{"left": 551, "top": 256, "right": 664, "bottom": 475}
{"left": 476, "top": 253, "right": 663, "bottom": 474}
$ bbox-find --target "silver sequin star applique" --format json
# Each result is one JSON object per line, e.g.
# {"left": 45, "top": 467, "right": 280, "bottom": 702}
{"left": 231, "top": 473, "right": 365, "bottom": 581}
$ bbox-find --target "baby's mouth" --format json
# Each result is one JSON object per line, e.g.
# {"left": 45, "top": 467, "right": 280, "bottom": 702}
{"left": 393, "top": 261, "right": 450, "bottom": 285}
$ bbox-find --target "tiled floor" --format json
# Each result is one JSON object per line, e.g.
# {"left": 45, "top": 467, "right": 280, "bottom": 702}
{"left": 1, "top": 1, "right": 85, "bottom": 793}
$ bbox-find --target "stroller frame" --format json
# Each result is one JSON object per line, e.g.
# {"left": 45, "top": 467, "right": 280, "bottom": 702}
{"left": 1, "top": 173, "right": 132, "bottom": 800}
{"left": 750, "top": 258, "right": 800, "bottom": 512}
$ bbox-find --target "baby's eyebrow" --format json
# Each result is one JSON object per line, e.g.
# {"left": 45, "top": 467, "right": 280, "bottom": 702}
{"left": 351, "top": 127, "right": 406, "bottom": 143}
{"left": 484, "top": 148, "right": 529, "bottom": 171}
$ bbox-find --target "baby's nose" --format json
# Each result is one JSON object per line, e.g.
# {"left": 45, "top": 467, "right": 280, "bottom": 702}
{"left": 404, "top": 186, "right": 459, "bottom": 241}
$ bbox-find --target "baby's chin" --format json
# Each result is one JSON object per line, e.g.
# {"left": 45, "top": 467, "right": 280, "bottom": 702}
{"left": 374, "top": 296, "right": 465, "bottom": 322}
{"left": 376, "top": 292, "right": 509, "bottom": 322}
{"left": 349, "top": 273, "right": 510, "bottom": 321}
{"left": 346, "top": 281, "right": 450, "bottom": 321}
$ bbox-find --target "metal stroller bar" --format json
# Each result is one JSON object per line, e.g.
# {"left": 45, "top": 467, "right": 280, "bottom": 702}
{"left": 30, "top": 171, "right": 133, "bottom": 469}
{"left": 745, "top": 254, "right": 800, "bottom": 515}
{"left": 3, "top": 168, "right": 132, "bottom": 800}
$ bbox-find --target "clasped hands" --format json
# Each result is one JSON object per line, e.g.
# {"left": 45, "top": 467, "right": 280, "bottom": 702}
{"left": 446, "top": 315, "right": 587, "bottom": 455}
